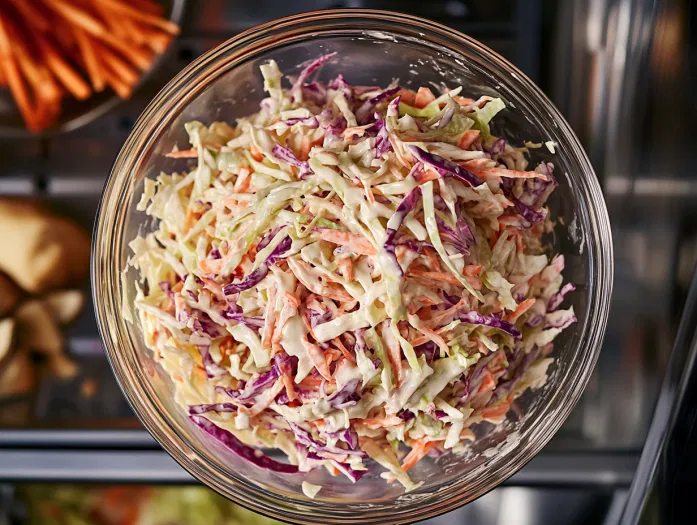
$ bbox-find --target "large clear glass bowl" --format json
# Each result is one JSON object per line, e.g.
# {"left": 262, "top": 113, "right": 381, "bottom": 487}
{"left": 92, "top": 9, "right": 613, "bottom": 524}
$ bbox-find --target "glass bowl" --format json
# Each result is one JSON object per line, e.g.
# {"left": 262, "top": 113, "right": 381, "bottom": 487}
{"left": 92, "top": 9, "right": 613, "bottom": 524}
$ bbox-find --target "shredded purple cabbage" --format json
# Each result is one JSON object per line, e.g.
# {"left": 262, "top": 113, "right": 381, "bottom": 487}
{"left": 485, "top": 137, "right": 506, "bottom": 155}
{"left": 408, "top": 146, "right": 482, "bottom": 187}
{"left": 328, "top": 74, "right": 353, "bottom": 103}
{"left": 436, "top": 216, "right": 475, "bottom": 254}
{"left": 191, "top": 415, "right": 299, "bottom": 473}
{"left": 544, "top": 312, "right": 577, "bottom": 330}
{"left": 283, "top": 116, "right": 319, "bottom": 129}
{"left": 271, "top": 144, "right": 312, "bottom": 177}
{"left": 548, "top": 282, "right": 576, "bottom": 312}
{"left": 289, "top": 422, "right": 366, "bottom": 458}
{"left": 323, "top": 115, "right": 347, "bottom": 146}
{"left": 501, "top": 177, "right": 549, "bottom": 225}
{"left": 457, "top": 311, "right": 522, "bottom": 338}
{"left": 223, "top": 236, "right": 292, "bottom": 295}
{"left": 323, "top": 428, "right": 360, "bottom": 450}
{"left": 188, "top": 403, "right": 237, "bottom": 415}
{"left": 306, "top": 451, "right": 367, "bottom": 483}
{"left": 327, "top": 379, "right": 360, "bottom": 408}
{"left": 292, "top": 53, "right": 337, "bottom": 102}
{"left": 383, "top": 187, "right": 422, "bottom": 277}
{"left": 159, "top": 281, "right": 173, "bottom": 299}
{"left": 433, "top": 410, "right": 448, "bottom": 420}
{"left": 490, "top": 346, "right": 542, "bottom": 402}
{"left": 437, "top": 106, "right": 456, "bottom": 129}
{"left": 517, "top": 162, "right": 558, "bottom": 209}
{"left": 355, "top": 86, "right": 400, "bottom": 124}
{"left": 398, "top": 410, "right": 416, "bottom": 421}
{"left": 197, "top": 345, "right": 227, "bottom": 379}
{"left": 227, "top": 365, "right": 281, "bottom": 402}
{"left": 222, "top": 313, "right": 265, "bottom": 332}
{"left": 414, "top": 341, "right": 437, "bottom": 362}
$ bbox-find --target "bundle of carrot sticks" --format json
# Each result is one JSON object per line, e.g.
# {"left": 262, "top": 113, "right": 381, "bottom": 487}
{"left": 0, "top": 0, "right": 180, "bottom": 133}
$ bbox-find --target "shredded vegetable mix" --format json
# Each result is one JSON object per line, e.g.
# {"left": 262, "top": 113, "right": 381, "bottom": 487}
{"left": 128, "top": 55, "right": 576, "bottom": 491}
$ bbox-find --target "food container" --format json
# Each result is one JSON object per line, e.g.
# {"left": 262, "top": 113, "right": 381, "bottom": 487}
{"left": 92, "top": 9, "right": 613, "bottom": 524}
{"left": 0, "top": 0, "right": 185, "bottom": 138}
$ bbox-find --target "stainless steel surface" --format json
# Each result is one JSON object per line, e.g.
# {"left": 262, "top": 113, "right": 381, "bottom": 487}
{"left": 619, "top": 250, "right": 697, "bottom": 524}
{"left": 544, "top": 0, "right": 693, "bottom": 458}
{"left": 0, "top": 450, "right": 638, "bottom": 486}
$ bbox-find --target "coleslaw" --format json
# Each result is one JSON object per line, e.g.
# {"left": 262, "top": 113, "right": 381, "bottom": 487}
{"left": 127, "top": 54, "right": 576, "bottom": 493}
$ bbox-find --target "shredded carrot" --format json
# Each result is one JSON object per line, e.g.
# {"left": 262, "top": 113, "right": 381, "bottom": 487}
{"left": 408, "top": 269, "right": 461, "bottom": 287}
{"left": 481, "top": 401, "right": 511, "bottom": 423}
{"left": 354, "top": 415, "right": 403, "bottom": 429}
{"left": 506, "top": 297, "right": 536, "bottom": 323}
{"left": 413, "top": 87, "right": 436, "bottom": 109}
{"left": 316, "top": 228, "right": 377, "bottom": 256}
{"left": 414, "top": 168, "right": 441, "bottom": 185}
{"left": 250, "top": 144, "right": 263, "bottom": 162}
{"left": 302, "top": 336, "right": 332, "bottom": 380}
{"left": 453, "top": 95, "right": 476, "bottom": 107}
{"left": 397, "top": 88, "right": 416, "bottom": 105}
{"left": 478, "top": 370, "right": 496, "bottom": 395}
{"left": 333, "top": 337, "right": 356, "bottom": 364}
{"left": 408, "top": 315, "right": 450, "bottom": 356}
{"left": 489, "top": 230, "right": 500, "bottom": 250}
{"left": 284, "top": 291, "right": 301, "bottom": 309}
{"left": 282, "top": 373, "right": 298, "bottom": 402}
{"left": 165, "top": 148, "right": 198, "bottom": 159}
{"left": 298, "top": 376, "right": 323, "bottom": 390}
{"left": 183, "top": 208, "right": 197, "bottom": 235}
{"left": 336, "top": 256, "right": 354, "bottom": 282}
{"left": 463, "top": 265, "right": 483, "bottom": 276}
{"left": 457, "top": 129, "right": 480, "bottom": 149}
{"left": 401, "top": 439, "right": 440, "bottom": 471}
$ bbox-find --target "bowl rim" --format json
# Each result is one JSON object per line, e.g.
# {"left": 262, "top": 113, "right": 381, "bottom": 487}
{"left": 92, "top": 8, "right": 614, "bottom": 524}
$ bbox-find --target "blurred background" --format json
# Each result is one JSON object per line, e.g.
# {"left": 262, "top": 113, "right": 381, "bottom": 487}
{"left": 0, "top": 0, "right": 694, "bottom": 524}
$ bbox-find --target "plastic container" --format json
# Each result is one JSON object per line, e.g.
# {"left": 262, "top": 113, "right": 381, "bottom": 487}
{"left": 92, "top": 9, "right": 613, "bottom": 524}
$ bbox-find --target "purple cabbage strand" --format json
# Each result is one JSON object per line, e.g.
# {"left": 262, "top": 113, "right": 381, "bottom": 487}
{"left": 408, "top": 145, "right": 482, "bottom": 187}
{"left": 191, "top": 415, "right": 299, "bottom": 473}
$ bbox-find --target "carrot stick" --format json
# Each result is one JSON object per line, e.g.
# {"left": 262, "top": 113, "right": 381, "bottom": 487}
{"left": 101, "top": 60, "right": 132, "bottom": 99}
{"left": 92, "top": 40, "right": 139, "bottom": 85}
{"left": 35, "top": 33, "right": 91, "bottom": 100}
{"left": 73, "top": 28, "right": 105, "bottom": 91}
{"left": 5, "top": 23, "right": 61, "bottom": 103}
{"left": 94, "top": 0, "right": 180, "bottom": 35}
{"left": 141, "top": 29, "right": 171, "bottom": 54}
{"left": 8, "top": 0, "right": 51, "bottom": 32}
{"left": 0, "top": 17, "right": 39, "bottom": 130}
{"left": 46, "top": 0, "right": 153, "bottom": 71}
{"left": 90, "top": 0, "right": 129, "bottom": 40}
{"left": 129, "top": 0, "right": 166, "bottom": 16}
